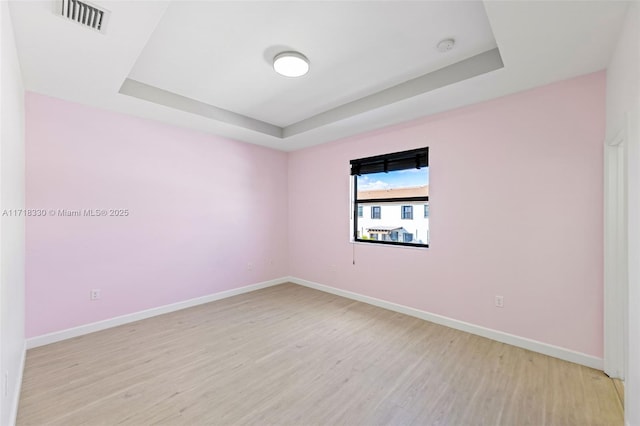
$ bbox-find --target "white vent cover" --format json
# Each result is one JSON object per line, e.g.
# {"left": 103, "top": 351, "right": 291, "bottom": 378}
{"left": 59, "top": 0, "right": 109, "bottom": 33}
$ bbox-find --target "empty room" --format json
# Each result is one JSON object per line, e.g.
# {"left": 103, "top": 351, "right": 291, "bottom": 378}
{"left": 1, "top": 0, "right": 639, "bottom": 425}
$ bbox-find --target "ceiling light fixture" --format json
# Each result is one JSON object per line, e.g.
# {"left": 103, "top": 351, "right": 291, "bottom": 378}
{"left": 273, "top": 51, "right": 310, "bottom": 77}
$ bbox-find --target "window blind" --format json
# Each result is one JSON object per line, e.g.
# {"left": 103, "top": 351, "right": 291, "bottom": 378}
{"left": 350, "top": 147, "right": 428, "bottom": 176}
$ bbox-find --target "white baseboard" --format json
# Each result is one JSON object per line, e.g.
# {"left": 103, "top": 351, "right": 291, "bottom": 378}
{"left": 288, "top": 276, "right": 604, "bottom": 370}
{"left": 25, "top": 275, "right": 604, "bottom": 371}
{"left": 26, "top": 277, "right": 289, "bottom": 349}
{"left": 9, "top": 341, "right": 26, "bottom": 426}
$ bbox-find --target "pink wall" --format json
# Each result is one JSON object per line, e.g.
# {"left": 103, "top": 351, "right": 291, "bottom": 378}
{"left": 26, "top": 72, "right": 606, "bottom": 358}
{"left": 288, "top": 72, "right": 606, "bottom": 357}
{"left": 25, "top": 93, "right": 288, "bottom": 337}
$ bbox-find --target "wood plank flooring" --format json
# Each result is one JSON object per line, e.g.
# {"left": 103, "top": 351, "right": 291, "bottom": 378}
{"left": 17, "top": 283, "right": 623, "bottom": 425}
{"left": 613, "top": 379, "right": 624, "bottom": 409}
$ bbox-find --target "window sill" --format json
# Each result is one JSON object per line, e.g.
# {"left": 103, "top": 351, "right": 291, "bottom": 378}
{"left": 351, "top": 239, "right": 429, "bottom": 250}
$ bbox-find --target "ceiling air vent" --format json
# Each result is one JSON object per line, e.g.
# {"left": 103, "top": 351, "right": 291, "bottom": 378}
{"left": 59, "top": 0, "right": 109, "bottom": 33}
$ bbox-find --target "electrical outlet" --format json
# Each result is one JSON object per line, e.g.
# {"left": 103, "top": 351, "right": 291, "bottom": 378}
{"left": 90, "top": 289, "right": 101, "bottom": 300}
{"left": 247, "top": 262, "right": 254, "bottom": 271}
{"left": 495, "top": 295, "right": 504, "bottom": 308}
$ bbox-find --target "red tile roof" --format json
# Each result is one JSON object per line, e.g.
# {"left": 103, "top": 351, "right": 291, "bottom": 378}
{"left": 357, "top": 185, "right": 428, "bottom": 200}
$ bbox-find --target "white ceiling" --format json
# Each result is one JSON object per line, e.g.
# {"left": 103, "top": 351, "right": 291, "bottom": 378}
{"left": 8, "top": 1, "right": 630, "bottom": 151}
{"left": 128, "top": 1, "right": 497, "bottom": 127}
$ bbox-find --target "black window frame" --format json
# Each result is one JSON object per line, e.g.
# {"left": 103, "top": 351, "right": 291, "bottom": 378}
{"left": 351, "top": 147, "right": 429, "bottom": 248}
{"left": 401, "top": 205, "right": 413, "bottom": 220}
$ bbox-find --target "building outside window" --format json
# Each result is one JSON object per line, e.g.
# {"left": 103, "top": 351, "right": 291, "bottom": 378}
{"left": 351, "top": 147, "right": 429, "bottom": 247}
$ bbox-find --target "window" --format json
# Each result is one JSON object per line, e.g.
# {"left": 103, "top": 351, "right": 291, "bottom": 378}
{"left": 401, "top": 205, "right": 413, "bottom": 220}
{"left": 351, "top": 147, "right": 429, "bottom": 247}
{"left": 424, "top": 203, "right": 429, "bottom": 218}
{"left": 371, "top": 206, "right": 381, "bottom": 219}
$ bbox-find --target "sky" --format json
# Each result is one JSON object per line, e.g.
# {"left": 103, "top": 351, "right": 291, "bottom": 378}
{"left": 357, "top": 168, "right": 429, "bottom": 191}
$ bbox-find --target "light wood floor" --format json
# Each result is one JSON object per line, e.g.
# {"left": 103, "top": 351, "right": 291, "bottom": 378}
{"left": 613, "top": 379, "right": 624, "bottom": 409}
{"left": 18, "top": 283, "right": 623, "bottom": 425}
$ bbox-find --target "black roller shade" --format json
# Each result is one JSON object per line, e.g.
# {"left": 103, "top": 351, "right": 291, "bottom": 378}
{"left": 350, "top": 147, "right": 428, "bottom": 176}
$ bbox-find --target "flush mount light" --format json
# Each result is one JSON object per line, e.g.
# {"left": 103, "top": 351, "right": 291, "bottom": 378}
{"left": 436, "top": 38, "right": 456, "bottom": 53}
{"left": 273, "top": 51, "right": 310, "bottom": 77}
